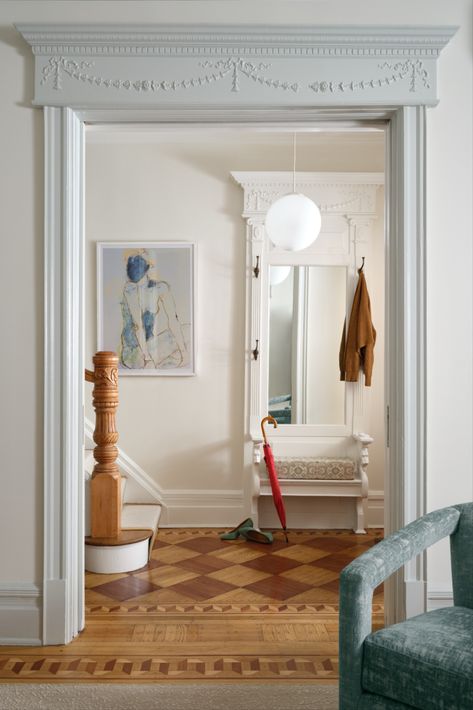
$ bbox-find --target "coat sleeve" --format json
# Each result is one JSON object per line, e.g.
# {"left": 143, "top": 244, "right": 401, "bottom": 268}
{"left": 356, "top": 273, "right": 376, "bottom": 386}
{"left": 340, "top": 272, "right": 376, "bottom": 386}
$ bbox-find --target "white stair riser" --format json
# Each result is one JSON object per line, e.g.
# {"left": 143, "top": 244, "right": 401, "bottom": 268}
{"left": 85, "top": 540, "right": 149, "bottom": 574}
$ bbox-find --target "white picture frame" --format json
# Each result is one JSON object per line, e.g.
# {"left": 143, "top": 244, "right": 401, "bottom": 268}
{"left": 97, "top": 242, "right": 196, "bottom": 376}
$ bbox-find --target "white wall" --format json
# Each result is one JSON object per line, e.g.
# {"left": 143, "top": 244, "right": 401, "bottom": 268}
{"left": 85, "top": 132, "right": 385, "bottom": 498}
{"left": 0, "top": 1, "right": 470, "bottom": 605}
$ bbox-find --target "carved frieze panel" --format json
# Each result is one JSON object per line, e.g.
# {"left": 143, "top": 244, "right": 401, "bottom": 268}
{"left": 232, "top": 172, "right": 382, "bottom": 221}
{"left": 17, "top": 24, "right": 456, "bottom": 108}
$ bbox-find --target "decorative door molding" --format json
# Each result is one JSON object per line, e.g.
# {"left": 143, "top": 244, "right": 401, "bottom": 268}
{"left": 18, "top": 24, "right": 455, "bottom": 108}
{"left": 16, "top": 23, "right": 456, "bottom": 644}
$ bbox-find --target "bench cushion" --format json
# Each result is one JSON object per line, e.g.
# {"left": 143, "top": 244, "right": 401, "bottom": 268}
{"left": 274, "top": 457, "right": 356, "bottom": 480}
{"left": 362, "top": 606, "right": 473, "bottom": 710}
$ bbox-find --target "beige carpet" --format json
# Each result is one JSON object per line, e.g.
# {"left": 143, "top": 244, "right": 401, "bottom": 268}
{"left": 0, "top": 683, "right": 338, "bottom": 710}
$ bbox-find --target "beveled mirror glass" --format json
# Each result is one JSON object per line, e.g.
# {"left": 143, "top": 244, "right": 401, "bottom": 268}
{"left": 268, "top": 265, "right": 347, "bottom": 425}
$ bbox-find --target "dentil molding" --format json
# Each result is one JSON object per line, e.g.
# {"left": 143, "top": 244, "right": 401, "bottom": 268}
{"left": 17, "top": 24, "right": 456, "bottom": 108}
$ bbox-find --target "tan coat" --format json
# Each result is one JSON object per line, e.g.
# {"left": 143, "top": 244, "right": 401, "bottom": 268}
{"left": 339, "top": 270, "right": 376, "bottom": 386}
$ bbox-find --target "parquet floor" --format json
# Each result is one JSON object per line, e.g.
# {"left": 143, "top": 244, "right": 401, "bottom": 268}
{"left": 0, "top": 528, "right": 383, "bottom": 683}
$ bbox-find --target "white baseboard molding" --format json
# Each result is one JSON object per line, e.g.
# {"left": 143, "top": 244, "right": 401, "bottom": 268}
{"left": 367, "top": 489, "right": 384, "bottom": 528}
{"left": 427, "top": 588, "right": 454, "bottom": 610}
{"left": 160, "top": 490, "right": 244, "bottom": 527}
{"left": 0, "top": 583, "right": 42, "bottom": 645}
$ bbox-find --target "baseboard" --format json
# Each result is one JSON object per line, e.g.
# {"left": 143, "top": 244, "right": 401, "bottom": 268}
{"left": 160, "top": 490, "right": 244, "bottom": 526}
{"left": 367, "top": 490, "right": 384, "bottom": 528}
{"left": 427, "top": 588, "right": 454, "bottom": 610}
{"left": 0, "top": 583, "right": 42, "bottom": 645}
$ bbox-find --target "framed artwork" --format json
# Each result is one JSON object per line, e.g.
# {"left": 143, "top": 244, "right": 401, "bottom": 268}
{"left": 97, "top": 242, "right": 196, "bottom": 376}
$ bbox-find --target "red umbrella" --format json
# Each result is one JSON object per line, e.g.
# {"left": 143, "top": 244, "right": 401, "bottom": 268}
{"left": 261, "top": 416, "right": 288, "bottom": 542}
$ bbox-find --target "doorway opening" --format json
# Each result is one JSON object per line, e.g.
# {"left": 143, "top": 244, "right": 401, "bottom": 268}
{"left": 81, "top": 123, "right": 386, "bottom": 680}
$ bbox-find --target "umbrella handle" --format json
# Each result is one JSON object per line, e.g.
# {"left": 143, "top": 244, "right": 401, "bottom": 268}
{"left": 261, "top": 415, "right": 278, "bottom": 445}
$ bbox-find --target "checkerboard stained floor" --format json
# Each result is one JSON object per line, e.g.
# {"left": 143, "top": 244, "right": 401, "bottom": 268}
{"left": 0, "top": 529, "right": 384, "bottom": 682}
{"left": 86, "top": 528, "right": 384, "bottom": 606}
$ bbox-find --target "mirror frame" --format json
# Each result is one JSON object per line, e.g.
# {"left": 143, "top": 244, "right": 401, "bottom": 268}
{"left": 232, "top": 171, "right": 384, "bottom": 442}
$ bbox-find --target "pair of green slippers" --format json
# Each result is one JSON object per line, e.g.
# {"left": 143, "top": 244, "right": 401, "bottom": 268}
{"left": 219, "top": 518, "right": 273, "bottom": 544}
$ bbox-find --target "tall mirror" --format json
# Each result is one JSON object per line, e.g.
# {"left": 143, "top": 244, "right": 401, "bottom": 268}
{"left": 268, "top": 265, "right": 347, "bottom": 425}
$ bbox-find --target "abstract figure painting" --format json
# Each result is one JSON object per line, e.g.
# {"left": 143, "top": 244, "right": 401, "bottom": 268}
{"left": 98, "top": 243, "right": 195, "bottom": 375}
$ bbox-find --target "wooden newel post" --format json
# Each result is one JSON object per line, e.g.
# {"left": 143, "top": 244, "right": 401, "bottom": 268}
{"left": 89, "top": 351, "right": 121, "bottom": 539}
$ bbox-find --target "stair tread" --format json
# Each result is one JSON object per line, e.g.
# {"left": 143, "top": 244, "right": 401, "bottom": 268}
{"left": 85, "top": 529, "right": 152, "bottom": 547}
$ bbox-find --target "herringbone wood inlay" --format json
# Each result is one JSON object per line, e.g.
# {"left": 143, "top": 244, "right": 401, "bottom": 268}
{"left": 0, "top": 528, "right": 383, "bottom": 682}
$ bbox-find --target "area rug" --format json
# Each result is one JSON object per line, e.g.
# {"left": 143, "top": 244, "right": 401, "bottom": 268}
{"left": 0, "top": 682, "right": 338, "bottom": 710}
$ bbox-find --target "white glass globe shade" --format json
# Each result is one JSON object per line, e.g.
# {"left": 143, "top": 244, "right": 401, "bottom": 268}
{"left": 270, "top": 265, "right": 291, "bottom": 286}
{"left": 265, "top": 193, "right": 322, "bottom": 252}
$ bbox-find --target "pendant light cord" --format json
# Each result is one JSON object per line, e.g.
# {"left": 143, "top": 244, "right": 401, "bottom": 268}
{"left": 293, "top": 132, "right": 296, "bottom": 193}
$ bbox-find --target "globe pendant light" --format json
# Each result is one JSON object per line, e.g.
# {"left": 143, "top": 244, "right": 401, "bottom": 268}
{"left": 265, "top": 134, "right": 322, "bottom": 252}
{"left": 269, "top": 265, "right": 291, "bottom": 286}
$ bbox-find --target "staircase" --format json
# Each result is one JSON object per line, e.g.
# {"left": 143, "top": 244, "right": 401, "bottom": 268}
{"left": 84, "top": 353, "right": 162, "bottom": 574}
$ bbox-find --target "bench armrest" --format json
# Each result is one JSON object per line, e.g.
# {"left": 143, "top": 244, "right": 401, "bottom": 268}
{"left": 339, "top": 505, "right": 461, "bottom": 710}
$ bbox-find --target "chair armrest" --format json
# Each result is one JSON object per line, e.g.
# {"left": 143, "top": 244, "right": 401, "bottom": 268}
{"left": 339, "top": 505, "right": 461, "bottom": 710}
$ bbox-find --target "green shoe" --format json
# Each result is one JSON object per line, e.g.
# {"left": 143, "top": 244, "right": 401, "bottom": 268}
{"left": 241, "top": 527, "right": 273, "bottom": 544}
{"left": 219, "top": 518, "right": 254, "bottom": 540}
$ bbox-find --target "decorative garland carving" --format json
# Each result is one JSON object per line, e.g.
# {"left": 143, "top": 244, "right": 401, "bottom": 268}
{"left": 39, "top": 56, "right": 429, "bottom": 95}
{"left": 40, "top": 55, "right": 298, "bottom": 93}
{"left": 243, "top": 185, "right": 377, "bottom": 214}
{"left": 310, "top": 59, "right": 430, "bottom": 94}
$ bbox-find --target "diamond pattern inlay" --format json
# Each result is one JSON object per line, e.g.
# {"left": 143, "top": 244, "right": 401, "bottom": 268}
{"left": 0, "top": 528, "right": 384, "bottom": 683}
{"left": 93, "top": 576, "right": 159, "bottom": 601}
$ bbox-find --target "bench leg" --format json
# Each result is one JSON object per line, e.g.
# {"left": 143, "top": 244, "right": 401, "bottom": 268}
{"left": 354, "top": 497, "right": 367, "bottom": 534}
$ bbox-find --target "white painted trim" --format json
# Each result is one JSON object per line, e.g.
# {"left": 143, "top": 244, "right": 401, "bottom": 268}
{"left": 0, "top": 583, "right": 42, "bottom": 646}
{"left": 367, "top": 489, "right": 385, "bottom": 528}
{"left": 17, "top": 24, "right": 456, "bottom": 109}
{"left": 43, "top": 107, "right": 85, "bottom": 645}
{"left": 427, "top": 589, "right": 454, "bottom": 610}
{"left": 160, "top": 490, "right": 244, "bottom": 527}
{"left": 384, "top": 107, "right": 427, "bottom": 625}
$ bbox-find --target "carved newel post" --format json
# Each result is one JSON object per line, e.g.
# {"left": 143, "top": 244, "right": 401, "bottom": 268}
{"left": 89, "top": 352, "right": 121, "bottom": 539}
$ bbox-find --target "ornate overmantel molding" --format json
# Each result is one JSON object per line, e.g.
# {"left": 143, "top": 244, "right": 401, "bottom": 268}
{"left": 17, "top": 24, "right": 456, "bottom": 108}
{"left": 231, "top": 171, "right": 382, "bottom": 221}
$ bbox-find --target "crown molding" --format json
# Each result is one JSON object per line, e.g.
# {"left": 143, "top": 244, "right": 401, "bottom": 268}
{"left": 17, "top": 24, "right": 457, "bottom": 57}
{"left": 16, "top": 24, "right": 457, "bottom": 109}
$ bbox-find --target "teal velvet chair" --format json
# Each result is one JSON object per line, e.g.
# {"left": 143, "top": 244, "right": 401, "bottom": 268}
{"left": 339, "top": 503, "right": 473, "bottom": 709}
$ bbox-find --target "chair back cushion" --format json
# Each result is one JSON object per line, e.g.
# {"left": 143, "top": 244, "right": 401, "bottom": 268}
{"left": 362, "top": 606, "right": 473, "bottom": 710}
{"left": 451, "top": 502, "right": 473, "bottom": 609}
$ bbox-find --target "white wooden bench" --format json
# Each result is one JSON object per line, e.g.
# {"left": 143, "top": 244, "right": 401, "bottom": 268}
{"left": 255, "top": 433, "right": 373, "bottom": 533}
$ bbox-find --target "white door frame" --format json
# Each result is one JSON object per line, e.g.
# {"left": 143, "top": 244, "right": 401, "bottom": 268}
{"left": 17, "top": 24, "right": 455, "bottom": 643}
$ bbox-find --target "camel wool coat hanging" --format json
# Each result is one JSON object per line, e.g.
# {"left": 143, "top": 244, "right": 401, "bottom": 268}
{"left": 339, "top": 268, "right": 376, "bottom": 386}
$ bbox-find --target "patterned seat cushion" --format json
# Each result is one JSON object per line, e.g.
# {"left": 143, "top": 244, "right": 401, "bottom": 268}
{"left": 273, "top": 457, "right": 356, "bottom": 480}
{"left": 362, "top": 606, "right": 473, "bottom": 710}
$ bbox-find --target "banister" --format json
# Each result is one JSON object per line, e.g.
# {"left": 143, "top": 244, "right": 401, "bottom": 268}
{"left": 86, "top": 352, "right": 121, "bottom": 539}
